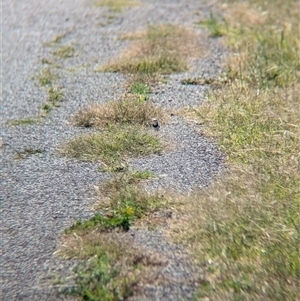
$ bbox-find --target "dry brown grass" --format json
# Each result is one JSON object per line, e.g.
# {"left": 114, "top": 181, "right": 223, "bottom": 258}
{"left": 72, "top": 97, "right": 167, "bottom": 128}
{"left": 96, "top": 23, "right": 201, "bottom": 74}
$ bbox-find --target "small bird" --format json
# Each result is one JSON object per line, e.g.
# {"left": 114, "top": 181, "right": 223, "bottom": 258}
{"left": 152, "top": 118, "right": 160, "bottom": 131}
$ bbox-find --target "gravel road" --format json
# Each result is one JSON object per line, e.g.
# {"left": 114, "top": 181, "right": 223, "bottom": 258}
{"left": 2, "top": 0, "right": 224, "bottom": 300}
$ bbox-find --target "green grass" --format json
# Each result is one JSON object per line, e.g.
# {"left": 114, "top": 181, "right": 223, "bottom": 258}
{"left": 94, "top": 0, "right": 141, "bottom": 12}
{"left": 97, "top": 23, "right": 200, "bottom": 75}
{"left": 40, "top": 87, "right": 64, "bottom": 115}
{"left": 36, "top": 68, "right": 59, "bottom": 86}
{"left": 47, "top": 86, "right": 63, "bottom": 104}
{"left": 65, "top": 170, "right": 162, "bottom": 235}
{"left": 59, "top": 170, "right": 167, "bottom": 301}
{"left": 71, "top": 97, "right": 166, "bottom": 128}
{"left": 175, "top": 1, "right": 300, "bottom": 300}
{"left": 15, "top": 148, "right": 44, "bottom": 159}
{"left": 58, "top": 232, "right": 163, "bottom": 301}
{"left": 41, "top": 103, "right": 53, "bottom": 114}
{"left": 65, "top": 213, "right": 131, "bottom": 233}
{"left": 59, "top": 125, "right": 163, "bottom": 167}
{"left": 51, "top": 45, "right": 74, "bottom": 58}
{"left": 196, "top": 12, "right": 226, "bottom": 37}
{"left": 7, "top": 118, "right": 38, "bottom": 126}
{"left": 129, "top": 80, "right": 150, "bottom": 95}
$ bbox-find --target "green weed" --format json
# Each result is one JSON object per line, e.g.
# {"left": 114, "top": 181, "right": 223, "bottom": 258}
{"left": 59, "top": 169, "right": 167, "bottom": 300}
{"left": 129, "top": 80, "right": 150, "bottom": 95}
{"left": 58, "top": 232, "right": 163, "bottom": 301}
{"left": 41, "top": 103, "right": 53, "bottom": 114}
{"left": 65, "top": 170, "right": 164, "bottom": 235}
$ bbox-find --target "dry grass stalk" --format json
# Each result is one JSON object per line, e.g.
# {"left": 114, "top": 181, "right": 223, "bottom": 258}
{"left": 72, "top": 98, "right": 167, "bottom": 128}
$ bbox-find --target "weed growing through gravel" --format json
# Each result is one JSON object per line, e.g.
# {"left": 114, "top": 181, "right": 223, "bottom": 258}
{"left": 175, "top": 1, "right": 300, "bottom": 300}
{"left": 65, "top": 170, "right": 165, "bottom": 234}
{"left": 41, "top": 87, "right": 64, "bottom": 115}
{"left": 51, "top": 45, "right": 74, "bottom": 58}
{"left": 196, "top": 12, "right": 225, "bottom": 37}
{"left": 72, "top": 97, "right": 166, "bottom": 128}
{"left": 129, "top": 80, "right": 150, "bottom": 95}
{"left": 58, "top": 170, "right": 167, "bottom": 300}
{"left": 58, "top": 233, "right": 162, "bottom": 301}
{"left": 36, "top": 67, "right": 59, "bottom": 86}
{"left": 181, "top": 77, "right": 216, "bottom": 85}
{"left": 59, "top": 125, "right": 163, "bottom": 167}
{"left": 94, "top": 0, "right": 141, "bottom": 12}
{"left": 7, "top": 118, "right": 38, "bottom": 126}
{"left": 44, "top": 34, "right": 66, "bottom": 46}
{"left": 36, "top": 34, "right": 72, "bottom": 116}
{"left": 97, "top": 23, "right": 200, "bottom": 75}
{"left": 15, "top": 148, "right": 44, "bottom": 159}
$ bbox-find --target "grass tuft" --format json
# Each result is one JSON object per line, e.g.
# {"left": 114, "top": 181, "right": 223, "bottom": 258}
{"left": 59, "top": 125, "right": 163, "bottom": 167}
{"left": 36, "top": 68, "right": 59, "bottom": 86}
{"left": 59, "top": 170, "right": 167, "bottom": 300}
{"left": 181, "top": 77, "right": 216, "bottom": 85}
{"left": 7, "top": 118, "right": 37, "bottom": 126}
{"left": 129, "top": 80, "right": 150, "bottom": 95}
{"left": 94, "top": 0, "right": 141, "bottom": 12}
{"left": 43, "top": 34, "right": 66, "bottom": 46}
{"left": 51, "top": 45, "right": 74, "bottom": 58}
{"left": 65, "top": 170, "right": 164, "bottom": 235}
{"left": 196, "top": 12, "right": 226, "bottom": 37}
{"left": 15, "top": 148, "right": 44, "bottom": 159}
{"left": 72, "top": 97, "right": 166, "bottom": 128}
{"left": 97, "top": 23, "right": 200, "bottom": 75}
{"left": 58, "top": 233, "right": 162, "bottom": 301}
{"left": 41, "top": 87, "right": 64, "bottom": 115}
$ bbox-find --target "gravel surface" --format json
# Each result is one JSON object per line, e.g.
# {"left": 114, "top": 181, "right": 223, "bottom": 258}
{"left": 2, "top": 0, "right": 225, "bottom": 300}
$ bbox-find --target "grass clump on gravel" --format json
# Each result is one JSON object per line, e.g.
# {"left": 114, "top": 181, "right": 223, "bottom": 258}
{"left": 65, "top": 170, "right": 164, "bottom": 234}
{"left": 41, "top": 87, "right": 64, "bottom": 115}
{"left": 44, "top": 34, "right": 66, "bottom": 46}
{"left": 94, "top": 0, "right": 141, "bottom": 12}
{"left": 128, "top": 80, "right": 150, "bottom": 95}
{"left": 58, "top": 233, "right": 161, "bottom": 301}
{"left": 97, "top": 23, "right": 200, "bottom": 75}
{"left": 59, "top": 171, "right": 166, "bottom": 301}
{"left": 7, "top": 118, "right": 38, "bottom": 126}
{"left": 175, "top": 1, "right": 300, "bottom": 300}
{"left": 196, "top": 12, "right": 226, "bottom": 37}
{"left": 15, "top": 148, "right": 44, "bottom": 159}
{"left": 51, "top": 45, "right": 74, "bottom": 58}
{"left": 59, "top": 125, "right": 163, "bottom": 167}
{"left": 72, "top": 97, "right": 166, "bottom": 128}
{"left": 36, "top": 67, "right": 59, "bottom": 86}
{"left": 181, "top": 77, "right": 216, "bottom": 85}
